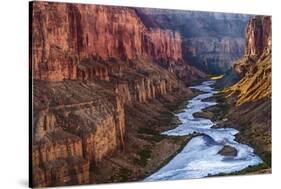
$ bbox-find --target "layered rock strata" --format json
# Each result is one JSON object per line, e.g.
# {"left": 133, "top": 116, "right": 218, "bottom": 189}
{"left": 230, "top": 16, "right": 272, "bottom": 105}
{"left": 31, "top": 2, "right": 185, "bottom": 81}
{"left": 221, "top": 16, "right": 272, "bottom": 169}
{"left": 30, "top": 2, "right": 198, "bottom": 187}
{"left": 135, "top": 8, "right": 250, "bottom": 74}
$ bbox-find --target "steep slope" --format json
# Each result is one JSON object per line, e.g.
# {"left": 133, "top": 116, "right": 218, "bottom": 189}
{"left": 221, "top": 16, "right": 272, "bottom": 169}
{"left": 228, "top": 16, "right": 271, "bottom": 105}
{"left": 30, "top": 2, "right": 204, "bottom": 187}
{"left": 31, "top": 2, "right": 203, "bottom": 82}
{"left": 135, "top": 9, "right": 250, "bottom": 74}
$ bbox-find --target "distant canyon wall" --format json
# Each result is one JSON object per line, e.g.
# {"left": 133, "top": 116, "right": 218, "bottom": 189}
{"left": 135, "top": 9, "right": 250, "bottom": 74}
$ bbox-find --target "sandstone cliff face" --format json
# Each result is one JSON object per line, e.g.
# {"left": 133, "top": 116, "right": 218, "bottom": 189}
{"left": 32, "top": 81, "right": 127, "bottom": 186}
{"left": 31, "top": 2, "right": 201, "bottom": 187}
{"left": 31, "top": 2, "right": 184, "bottom": 81}
{"left": 229, "top": 16, "right": 272, "bottom": 105}
{"left": 32, "top": 157, "right": 90, "bottom": 187}
{"left": 144, "top": 28, "right": 182, "bottom": 62}
{"left": 246, "top": 16, "right": 272, "bottom": 59}
{"left": 32, "top": 70, "right": 177, "bottom": 187}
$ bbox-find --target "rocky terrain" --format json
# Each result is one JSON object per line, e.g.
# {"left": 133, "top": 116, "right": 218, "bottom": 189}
{"left": 31, "top": 2, "right": 205, "bottom": 82}
{"left": 206, "top": 16, "right": 272, "bottom": 172}
{"left": 30, "top": 2, "right": 205, "bottom": 187}
{"left": 226, "top": 16, "right": 271, "bottom": 169}
{"left": 30, "top": 1, "right": 271, "bottom": 187}
{"left": 135, "top": 9, "right": 250, "bottom": 74}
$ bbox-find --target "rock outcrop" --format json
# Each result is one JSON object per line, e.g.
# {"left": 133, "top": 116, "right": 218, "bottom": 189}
{"left": 32, "top": 80, "right": 127, "bottom": 186}
{"left": 229, "top": 16, "right": 271, "bottom": 105}
{"left": 246, "top": 16, "right": 272, "bottom": 59}
{"left": 30, "top": 2, "right": 201, "bottom": 187}
{"left": 221, "top": 16, "right": 272, "bottom": 168}
{"left": 31, "top": 2, "right": 186, "bottom": 81}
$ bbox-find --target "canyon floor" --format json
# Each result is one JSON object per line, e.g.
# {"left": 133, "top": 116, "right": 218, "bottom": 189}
{"left": 91, "top": 87, "right": 202, "bottom": 183}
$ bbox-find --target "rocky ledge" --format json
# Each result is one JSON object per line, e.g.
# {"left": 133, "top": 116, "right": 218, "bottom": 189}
{"left": 218, "top": 145, "right": 237, "bottom": 157}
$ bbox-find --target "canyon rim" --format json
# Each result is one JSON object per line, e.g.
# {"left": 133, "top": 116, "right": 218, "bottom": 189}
{"left": 29, "top": 1, "right": 272, "bottom": 188}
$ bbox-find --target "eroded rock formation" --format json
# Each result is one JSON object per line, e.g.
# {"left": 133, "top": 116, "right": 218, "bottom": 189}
{"left": 230, "top": 16, "right": 272, "bottom": 105}
{"left": 31, "top": 2, "right": 186, "bottom": 81}
{"left": 220, "top": 16, "right": 272, "bottom": 167}
{"left": 246, "top": 16, "right": 272, "bottom": 59}
{"left": 30, "top": 2, "right": 200, "bottom": 187}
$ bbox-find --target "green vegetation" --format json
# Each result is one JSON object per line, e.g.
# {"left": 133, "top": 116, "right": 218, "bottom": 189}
{"left": 133, "top": 146, "right": 152, "bottom": 167}
{"left": 262, "top": 152, "right": 272, "bottom": 167}
{"left": 158, "top": 111, "right": 174, "bottom": 123}
{"left": 212, "top": 103, "right": 230, "bottom": 121}
{"left": 165, "top": 100, "right": 187, "bottom": 112}
{"left": 134, "top": 146, "right": 151, "bottom": 167}
{"left": 137, "top": 134, "right": 165, "bottom": 142}
{"left": 171, "top": 136, "right": 185, "bottom": 145}
{"left": 117, "top": 167, "right": 132, "bottom": 182}
{"left": 211, "top": 162, "right": 270, "bottom": 177}
{"left": 137, "top": 127, "right": 159, "bottom": 135}
{"left": 210, "top": 149, "right": 271, "bottom": 177}
{"left": 141, "top": 135, "right": 195, "bottom": 179}
{"left": 137, "top": 127, "right": 165, "bottom": 142}
{"left": 203, "top": 94, "right": 230, "bottom": 121}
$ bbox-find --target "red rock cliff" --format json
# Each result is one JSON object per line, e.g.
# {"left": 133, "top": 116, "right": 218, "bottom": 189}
{"left": 30, "top": 2, "right": 198, "bottom": 187}
{"left": 246, "top": 16, "right": 272, "bottom": 59}
{"left": 31, "top": 2, "right": 183, "bottom": 81}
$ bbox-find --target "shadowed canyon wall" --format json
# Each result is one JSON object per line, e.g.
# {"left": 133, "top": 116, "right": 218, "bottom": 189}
{"left": 135, "top": 9, "right": 250, "bottom": 74}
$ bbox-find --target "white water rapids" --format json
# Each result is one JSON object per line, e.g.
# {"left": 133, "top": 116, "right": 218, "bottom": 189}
{"left": 145, "top": 80, "right": 262, "bottom": 181}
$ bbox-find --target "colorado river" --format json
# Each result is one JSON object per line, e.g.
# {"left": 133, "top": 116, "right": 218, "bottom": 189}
{"left": 145, "top": 80, "right": 262, "bottom": 181}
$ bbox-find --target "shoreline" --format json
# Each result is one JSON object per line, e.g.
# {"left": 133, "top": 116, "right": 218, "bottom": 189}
{"left": 192, "top": 91, "right": 272, "bottom": 176}
{"left": 140, "top": 132, "right": 202, "bottom": 180}
{"left": 91, "top": 89, "right": 201, "bottom": 184}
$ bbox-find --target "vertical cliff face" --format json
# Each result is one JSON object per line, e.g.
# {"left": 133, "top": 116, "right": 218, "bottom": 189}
{"left": 135, "top": 8, "right": 250, "bottom": 74}
{"left": 229, "top": 16, "right": 272, "bottom": 105}
{"left": 31, "top": 3, "right": 80, "bottom": 81}
{"left": 144, "top": 28, "right": 182, "bottom": 61}
{"left": 32, "top": 81, "right": 127, "bottom": 187}
{"left": 31, "top": 2, "right": 185, "bottom": 81}
{"left": 245, "top": 16, "right": 272, "bottom": 59}
{"left": 30, "top": 2, "right": 208, "bottom": 187}
{"left": 222, "top": 16, "right": 272, "bottom": 168}
{"left": 182, "top": 37, "right": 245, "bottom": 73}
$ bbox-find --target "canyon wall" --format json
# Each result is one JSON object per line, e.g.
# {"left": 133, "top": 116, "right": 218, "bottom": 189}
{"left": 32, "top": 70, "right": 181, "bottom": 187}
{"left": 31, "top": 2, "right": 196, "bottom": 187}
{"left": 31, "top": 2, "right": 184, "bottom": 81}
{"left": 135, "top": 9, "right": 250, "bottom": 74}
{"left": 223, "top": 16, "right": 272, "bottom": 167}
{"left": 230, "top": 16, "right": 272, "bottom": 105}
{"left": 245, "top": 16, "right": 272, "bottom": 59}
{"left": 32, "top": 81, "right": 126, "bottom": 186}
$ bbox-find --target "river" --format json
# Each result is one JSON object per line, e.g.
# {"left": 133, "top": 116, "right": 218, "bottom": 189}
{"left": 145, "top": 80, "right": 262, "bottom": 181}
